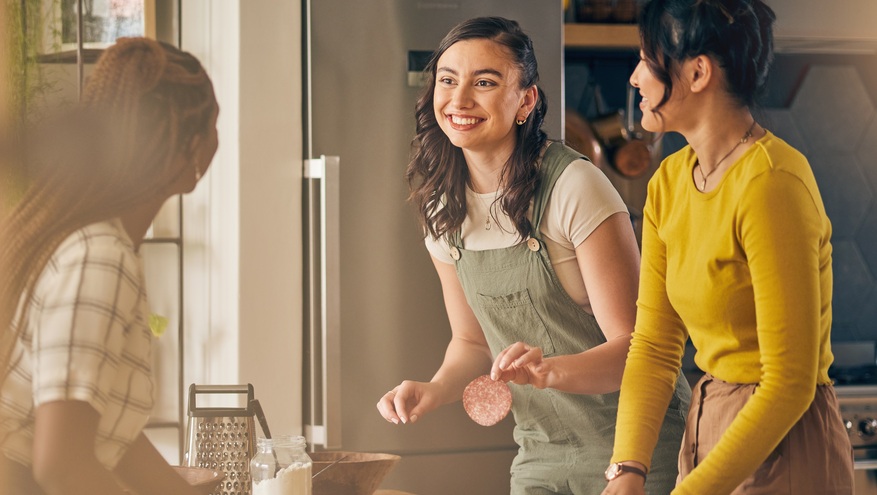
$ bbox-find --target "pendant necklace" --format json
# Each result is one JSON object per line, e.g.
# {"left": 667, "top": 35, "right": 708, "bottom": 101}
{"left": 696, "top": 120, "right": 758, "bottom": 192}
{"left": 478, "top": 192, "right": 498, "bottom": 231}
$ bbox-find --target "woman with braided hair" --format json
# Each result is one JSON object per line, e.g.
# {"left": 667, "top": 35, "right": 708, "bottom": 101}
{"left": 602, "top": 1, "right": 853, "bottom": 494}
{"left": 0, "top": 37, "right": 218, "bottom": 494}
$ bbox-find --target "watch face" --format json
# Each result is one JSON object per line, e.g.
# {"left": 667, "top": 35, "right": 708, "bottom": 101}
{"left": 605, "top": 463, "right": 621, "bottom": 480}
{"left": 605, "top": 462, "right": 646, "bottom": 482}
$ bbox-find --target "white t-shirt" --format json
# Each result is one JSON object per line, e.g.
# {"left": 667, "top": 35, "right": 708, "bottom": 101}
{"left": 426, "top": 158, "right": 628, "bottom": 314}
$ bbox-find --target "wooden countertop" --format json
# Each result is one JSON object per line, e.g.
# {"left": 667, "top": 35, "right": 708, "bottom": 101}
{"left": 375, "top": 491, "right": 416, "bottom": 495}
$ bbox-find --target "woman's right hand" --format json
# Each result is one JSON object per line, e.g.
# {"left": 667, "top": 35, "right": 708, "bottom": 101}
{"left": 375, "top": 257, "right": 493, "bottom": 426}
{"left": 376, "top": 380, "right": 444, "bottom": 425}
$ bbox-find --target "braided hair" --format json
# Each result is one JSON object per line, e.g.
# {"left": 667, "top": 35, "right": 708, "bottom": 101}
{"left": 0, "top": 37, "right": 216, "bottom": 379}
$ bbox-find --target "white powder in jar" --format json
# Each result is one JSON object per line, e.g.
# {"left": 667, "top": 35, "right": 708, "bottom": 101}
{"left": 252, "top": 463, "right": 312, "bottom": 495}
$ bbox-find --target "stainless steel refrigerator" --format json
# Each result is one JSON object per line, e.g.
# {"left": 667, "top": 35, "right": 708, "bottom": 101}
{"left": 302, "top": 2, "right": 563, "bottom": 494}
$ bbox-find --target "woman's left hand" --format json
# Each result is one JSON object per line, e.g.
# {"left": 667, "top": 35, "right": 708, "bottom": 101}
{"left": 601, "top": 474, "right": 647, "bottom": 495}
{"left": 490, "top": 341, "right": 552, "bottom": 388}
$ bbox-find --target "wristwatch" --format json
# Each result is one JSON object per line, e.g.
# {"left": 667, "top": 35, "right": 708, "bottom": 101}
{"left": 604, "top": 462, "right": 647, "bottom": 482}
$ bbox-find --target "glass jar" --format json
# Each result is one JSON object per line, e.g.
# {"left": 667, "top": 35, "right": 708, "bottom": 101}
{"left": 250, "top": 435, "right": 312, "bottom": 495}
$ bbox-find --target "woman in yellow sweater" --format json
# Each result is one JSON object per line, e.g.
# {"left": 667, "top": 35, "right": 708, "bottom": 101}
{"left": 602, "top": 1, "right": 854, "bottom": 494}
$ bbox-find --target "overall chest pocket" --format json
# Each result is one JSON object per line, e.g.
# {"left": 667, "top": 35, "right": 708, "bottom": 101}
{"left": 475, "top": 289, "right": 556, "bottom": 356}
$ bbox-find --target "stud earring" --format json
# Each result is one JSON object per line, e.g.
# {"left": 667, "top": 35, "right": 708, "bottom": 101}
{"left": 194, "top": 165, "right": 202, "bottom": 181}
{"left": 516, "top": 117, "right": 527, "bottom": 126}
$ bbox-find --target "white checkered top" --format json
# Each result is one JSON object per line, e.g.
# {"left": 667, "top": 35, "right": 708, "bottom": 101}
{"left": 1, "top": 219, "right": 154, "bottom": 469}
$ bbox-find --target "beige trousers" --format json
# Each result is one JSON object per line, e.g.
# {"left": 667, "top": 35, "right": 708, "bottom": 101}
{"left": 678, "top": 374, "right": 854, "bottom": 494}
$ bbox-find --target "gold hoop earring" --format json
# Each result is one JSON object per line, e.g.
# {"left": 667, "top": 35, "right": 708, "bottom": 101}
{"left": 516, "top": 117, "right": 527, "bottom": 126}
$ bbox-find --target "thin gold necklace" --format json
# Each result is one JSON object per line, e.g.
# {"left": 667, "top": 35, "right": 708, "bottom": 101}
{"left": 696, "top": 120, "right": 758, "bottom": 191}
{"left": 471, "top": 187, "right": 498, "bottom": 231}
{"left": 480, "top": 192, "right": 497, "bottom": 231}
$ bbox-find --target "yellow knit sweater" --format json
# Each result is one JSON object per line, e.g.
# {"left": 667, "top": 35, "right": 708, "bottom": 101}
{"left": 611, "top": 131, "right": 834, "bottom": 494}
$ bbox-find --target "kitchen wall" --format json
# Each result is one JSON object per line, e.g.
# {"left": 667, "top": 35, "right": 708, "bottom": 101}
{"left": 179, "top": 0, "right": 304, "bottom": 440}
{"left": 766, "top": 0, "right": 877, "bottom": 43}
{"left": 759, "top": 53, "right": 877, "bottom": 343}
{"left": 565, "top": 49, "right": 877, "bottom": 346}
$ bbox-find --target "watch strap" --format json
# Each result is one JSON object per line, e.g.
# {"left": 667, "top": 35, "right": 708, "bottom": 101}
{"left": 605, "top": 462, "right": 647, "bottom": 482}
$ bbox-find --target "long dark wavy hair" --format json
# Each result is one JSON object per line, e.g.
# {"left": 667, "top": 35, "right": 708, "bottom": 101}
{"left": 640, "top": 0, "right": 776, "bottom": 113}
{"left": 406, "top": 16, "right": 548, "bottom": 241}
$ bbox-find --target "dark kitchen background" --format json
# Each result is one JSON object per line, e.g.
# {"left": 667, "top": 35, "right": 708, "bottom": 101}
{"left": 564, "top": 48, "right": 877, "bottom": 352}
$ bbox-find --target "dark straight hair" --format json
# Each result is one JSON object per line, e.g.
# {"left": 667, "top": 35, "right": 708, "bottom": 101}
{"left": 639, "top": 0, "right": 776, "bottom": 112}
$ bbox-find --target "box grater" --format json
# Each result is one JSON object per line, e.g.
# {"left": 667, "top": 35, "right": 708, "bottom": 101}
{"left": 184, "top": 384, "right": 272, "bottom": 495}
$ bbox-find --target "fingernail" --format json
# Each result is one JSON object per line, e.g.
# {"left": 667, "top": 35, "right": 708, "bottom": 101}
{"left": 400, "top": 417, "right": 407, "bottom": 424}
{"left": 490, "top": 372, "right": 497, "bottom": 380}
{"left": 410, "top": 415, "right": 418, "bottom": 423}
{"left": 391, "top": 418, "right": 398, "bottom": 424}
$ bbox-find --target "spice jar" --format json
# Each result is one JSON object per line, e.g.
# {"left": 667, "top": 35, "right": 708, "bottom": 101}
{"left": 251, "top": 435, "right": 312, "bottom": 495}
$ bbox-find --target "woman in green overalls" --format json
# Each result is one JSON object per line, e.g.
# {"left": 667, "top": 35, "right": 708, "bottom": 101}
{"left": 375, "top": 17, "right": 689, "bottom": 495}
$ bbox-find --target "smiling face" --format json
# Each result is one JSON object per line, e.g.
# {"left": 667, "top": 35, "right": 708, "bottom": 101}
{"left": 433, "top": 38, "right": 534, "bottom": 157}
{"left": 630, "top": 51, "right": 670, "bottom": 133}
{"left": 630, "top": 50, "right": 696, "bottom": 134}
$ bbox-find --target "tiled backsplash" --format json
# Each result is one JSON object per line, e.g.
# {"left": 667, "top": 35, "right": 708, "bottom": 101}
{"left": 759, "top": 54, "right": 877, "bottom": 342}
{"left": 566, "top": 51, "right": 877, "bottom": 344}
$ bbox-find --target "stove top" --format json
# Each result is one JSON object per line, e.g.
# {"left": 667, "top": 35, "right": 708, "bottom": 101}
{"left": 833, "top": 372, "right": 877, "bottom": 451}
{"left": 830, "top": 364, "right": 877, "bottom": 387}
{"left": 824, "top": 343, "right": 877, "bottom": 458}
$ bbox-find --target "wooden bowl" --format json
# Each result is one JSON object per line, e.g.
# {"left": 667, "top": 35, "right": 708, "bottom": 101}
{"left": 310, "top": 451, "right": 401, "bottom": 495}
{"left": 172, "top": 466, "right": 225, "bottom": 495}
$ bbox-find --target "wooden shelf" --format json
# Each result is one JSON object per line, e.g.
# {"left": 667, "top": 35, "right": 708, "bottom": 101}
{"left": 564, "top": 23, "right": 639, "bottom": 50}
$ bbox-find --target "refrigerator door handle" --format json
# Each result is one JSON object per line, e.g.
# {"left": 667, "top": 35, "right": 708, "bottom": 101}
{"left": 304, "top": 155, "right": 341, "bottom": 450}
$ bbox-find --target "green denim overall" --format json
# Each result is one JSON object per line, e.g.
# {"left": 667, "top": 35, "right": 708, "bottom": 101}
{"left": 449, "top": 143, "right": 690, "bottom": 495}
